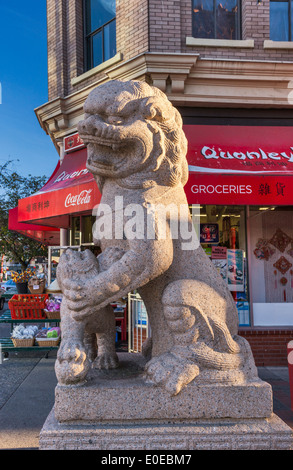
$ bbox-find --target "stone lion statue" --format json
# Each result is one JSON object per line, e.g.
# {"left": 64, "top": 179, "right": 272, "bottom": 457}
{"left": 55, "top": 79, "right": 258, "bottom": 395}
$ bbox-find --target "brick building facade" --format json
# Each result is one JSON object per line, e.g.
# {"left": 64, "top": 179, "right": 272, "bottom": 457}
{"left": 32, "top": 0, "right": 293, "bottom": 365}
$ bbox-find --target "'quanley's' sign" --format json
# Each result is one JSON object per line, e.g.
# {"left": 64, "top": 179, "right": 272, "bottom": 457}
{"left": 183, "top": 124, "right": 293, "bottom": 205}
{"left": 65, "top": 189, "right": 93, "bottom": 208}
{"left": 183, "top": 124, "right": 293, "bottom": 174}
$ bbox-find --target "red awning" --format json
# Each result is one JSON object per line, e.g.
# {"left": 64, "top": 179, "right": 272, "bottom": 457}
{"left": 8, "top": 207, "right": 60, "bottom": 245}
{"left": 183, "top": 125, "right": 293, "bottom": 205}
{"left": 18, "top": 148, "right": 101, "bottom": 227}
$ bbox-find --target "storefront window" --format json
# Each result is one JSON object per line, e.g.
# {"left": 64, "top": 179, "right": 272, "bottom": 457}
{"left": 191, "top": 204, "right": 250, "bottom": 326}
{"left": 71, "top": 216, "right": 81, "bottom": 246}
{"left": 249, "top": 206, "right": 293, "bottom": 326}
{"left": 82, "top": 215, "right": 96, "bottom": 244}
{"left": 70, "top": 215, "right": 96, "bottom": 246}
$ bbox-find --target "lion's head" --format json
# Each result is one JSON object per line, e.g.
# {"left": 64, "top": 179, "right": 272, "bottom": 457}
{"left": 77, "top": 80, "right": 188, "bottom": 189}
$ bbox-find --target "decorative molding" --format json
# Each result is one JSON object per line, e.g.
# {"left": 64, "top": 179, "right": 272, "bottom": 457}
{"left": 35, "top": 52, "right": 293, "bottom": 149}
{"left": 186, "top": 37, "right": 254, "bottom": 48}
{"left": 264, "top": 40, "right": 293, "bottom": 50}
{"left": 71, "top": 52, "right": 123, "bottom": 86}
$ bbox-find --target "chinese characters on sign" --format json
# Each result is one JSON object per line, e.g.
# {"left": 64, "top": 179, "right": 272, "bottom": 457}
{"left": 259, "top": 183, "right": 286, "bottom": 197}
{"left": 26, "top": 200, "right": 50, "bottom": 213}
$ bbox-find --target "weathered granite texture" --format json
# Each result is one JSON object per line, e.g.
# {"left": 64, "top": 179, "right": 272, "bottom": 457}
{"left": 40, "top": 80, "right": 293, "bottom": 450}
{"left": 54, "top": 353, "right": 273, "bottom": 423}
{"left": 39, "top": 409, "right": 293, "bottom": 450}
{"left": 55, "top": 80, "right": 260, "bottom": 396}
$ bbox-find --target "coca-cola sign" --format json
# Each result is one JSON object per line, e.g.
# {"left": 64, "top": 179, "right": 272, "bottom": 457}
{"left": 65, "top": 189, "right": 92, "bottom": 208}
{"left": 64, "top": 133, "right": 85, "bottom": 153}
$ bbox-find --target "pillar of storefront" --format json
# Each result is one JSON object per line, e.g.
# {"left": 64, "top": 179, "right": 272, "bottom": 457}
{"left": 60, "top": 228, "right": 68, "bottom": 246}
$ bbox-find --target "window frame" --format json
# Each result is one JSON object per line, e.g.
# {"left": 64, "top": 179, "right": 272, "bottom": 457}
{"left": 192, "top": 0, "right": 242, "bottom": 41}
{"left": 83, "top": 0, "right": 116, "bottom": 72}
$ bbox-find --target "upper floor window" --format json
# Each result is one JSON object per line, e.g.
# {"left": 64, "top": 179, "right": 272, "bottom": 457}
{"left": 84, "top": 0, "right": 116, "bottom": 71}
{"left": 192, "top": 0, "right": 241, "bottom": 40}
{"left": 270, "top": 0, "right": 293, "bottom": 41}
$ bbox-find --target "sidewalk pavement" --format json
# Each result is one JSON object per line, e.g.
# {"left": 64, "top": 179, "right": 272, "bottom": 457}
{"left": 0, "top": 351, "right": 57, "bottom": 450}
{"left": 0, "top": 351, "right": 293, "bottom": 450}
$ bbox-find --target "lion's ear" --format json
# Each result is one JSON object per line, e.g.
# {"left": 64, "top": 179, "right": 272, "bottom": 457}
{"left": 140, "top": 97, "right": 172, "bottom": 123}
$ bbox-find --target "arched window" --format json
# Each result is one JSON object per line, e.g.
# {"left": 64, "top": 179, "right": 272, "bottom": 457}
{"left": 192, "top": 0, "right": 241, "bottom": 40}
{"left": 84, "top": 0, "right": 116, "bottom": 71}
{"left": 270, "top": 0, "right": 293, "bottom": 41}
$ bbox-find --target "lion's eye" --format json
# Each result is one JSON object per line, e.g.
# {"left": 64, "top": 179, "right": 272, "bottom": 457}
{"left": 107, "top": 115, "right": 123, "bottom": 125}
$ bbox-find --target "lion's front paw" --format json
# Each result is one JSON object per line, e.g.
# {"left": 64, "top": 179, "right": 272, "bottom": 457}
{"left": 93, "top": 352, "right": 119, "bottom": 370}
{"left": 144, "top": 352, "right": 199, "bottom": 396}
{"left": 55, "top": 340, "right": 90, "bottom": 385}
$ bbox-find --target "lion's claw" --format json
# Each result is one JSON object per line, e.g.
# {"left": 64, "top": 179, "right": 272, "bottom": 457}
{"left": 93, "top": 352, "right": 119, "bottom": 370}
{"left": 55, "top": 341, "right": 90, "bottom": 385}
{"left": 144, "top": 352, "right": 199, "bottom": 396}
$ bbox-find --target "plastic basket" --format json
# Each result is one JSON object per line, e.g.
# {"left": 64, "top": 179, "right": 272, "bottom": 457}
{"left": 8, "top": 294, "right": 49, "bottom": 320}
{"left": 11, "top": 337, "right": 35, "bottom": 347}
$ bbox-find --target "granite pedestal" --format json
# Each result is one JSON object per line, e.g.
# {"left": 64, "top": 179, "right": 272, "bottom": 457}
{"left": 39, "top": 353, "right": 293, "bottom": 450}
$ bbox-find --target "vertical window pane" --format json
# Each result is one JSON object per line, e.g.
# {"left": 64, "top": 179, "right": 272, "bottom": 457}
{"left": 104, "top": 19, "right": 116, "bottom": 61}
{"left": 71, "top": 217, "right": 81, "bottom": 246}
{"left": 216, "top": 0, "right": 238, "bottom": 39}
{"left": 289, "top": 0, "right": 293, "bottom": 41}
{"left": 270, "top": 1, "right": 289, "bottom": 41}
{"left": 192, "top": 0, "right": 214, "bottom": 38}
{"left": 82, "top": 216, "right": 95, "bottom": 244}
{"left": 85, "top": 0, "right": 116, "bottom": 71}
{"left": 85, "top": 0, "right": 92, "bottom": 35}
{"left": 89, "top": 0, "right": 116, "bottom": 32}
{"left": 92, "top": 31, "right": 103, "bottom": 67}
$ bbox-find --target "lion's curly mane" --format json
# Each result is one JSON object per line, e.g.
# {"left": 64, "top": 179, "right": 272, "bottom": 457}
{"left": 124, "top": 80, "right": 189, "bottom": 188}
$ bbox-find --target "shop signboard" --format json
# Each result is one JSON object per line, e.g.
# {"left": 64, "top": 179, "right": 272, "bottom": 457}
{"left": 184, "top": 125, "right": 293, "bottom": 175}
{"left": 64, "top": 133, "right": 85, "bottom": 153}
{"left": 183, "top": 125, "right": 293, "bottom": 205}
{"left": 18, "top": 148, "right": 101, "bottom": 223}
{"left": 185, "top": 173, "right": 293, "bottom": 205}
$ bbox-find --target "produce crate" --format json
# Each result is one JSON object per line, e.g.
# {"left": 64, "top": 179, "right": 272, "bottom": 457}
{"left": 8, "top": 294, "right": 49, "bottom": 320}
{"left": 11, "top": 337, "right": 35, "bottom": 347}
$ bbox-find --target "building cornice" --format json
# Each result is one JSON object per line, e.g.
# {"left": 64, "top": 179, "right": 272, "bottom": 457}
{"left": 35, "top": 52, "right": 293, "bottom": 149}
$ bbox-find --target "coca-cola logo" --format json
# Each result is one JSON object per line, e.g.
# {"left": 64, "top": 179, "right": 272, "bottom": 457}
{"left": 65, "top": 189, "right": 92, "bottom": 208}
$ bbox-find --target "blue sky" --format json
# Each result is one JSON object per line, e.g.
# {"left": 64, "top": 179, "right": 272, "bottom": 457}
{"left": 0, "top": 1, "right": 59, "bottom": 179}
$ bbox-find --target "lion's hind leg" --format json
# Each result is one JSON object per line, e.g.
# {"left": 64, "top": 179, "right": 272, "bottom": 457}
{"left": 89, "top": 304, "right": 119, "bottom": 370}
{"left": 144, "top": 279, "right": 244, "bottom": 395}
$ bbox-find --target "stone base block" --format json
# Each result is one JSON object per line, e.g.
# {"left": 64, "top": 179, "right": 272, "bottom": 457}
{"left": 54, "top": 353, "right": 273, "bottom": 423}
{"left": 39, "top": 409, "right": 293, "bottom": 450}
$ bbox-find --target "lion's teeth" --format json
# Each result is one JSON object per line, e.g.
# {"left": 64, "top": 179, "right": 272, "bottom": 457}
{"left": 112, "top": 144, "right": 118, "bottom": 151}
